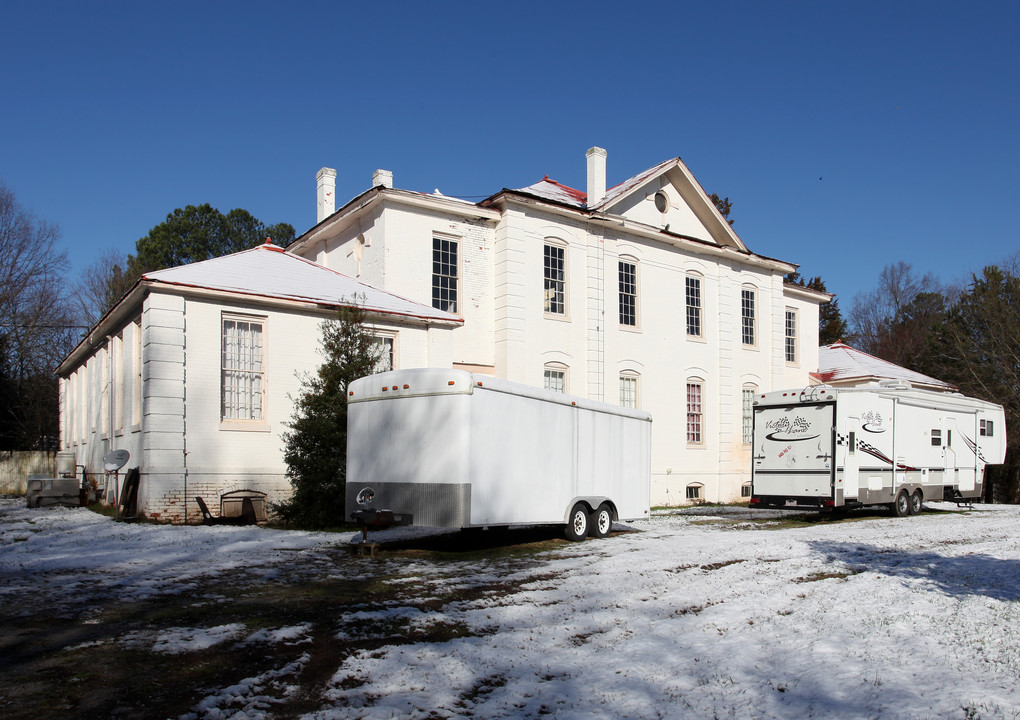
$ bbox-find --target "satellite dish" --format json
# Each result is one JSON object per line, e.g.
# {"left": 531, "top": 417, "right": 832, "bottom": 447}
{"left": 104, "top": 449, "right": 130, "bottom": 472}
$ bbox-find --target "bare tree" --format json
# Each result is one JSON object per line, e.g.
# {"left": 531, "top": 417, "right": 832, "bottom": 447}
{"left": 848, "top": 261, "right": 947, "bottom": 364}
{"left": 0, "top": 183, "right": 78, "bottom": 449}
{"left": 73, "top": 248, "right": 134, "bottom": 328}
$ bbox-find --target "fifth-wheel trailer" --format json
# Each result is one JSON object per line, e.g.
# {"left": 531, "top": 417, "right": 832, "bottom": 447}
{"left": 345, "top": 368, "right": 652, "bottom": 540}
{"left": 749, "top": 382, "right": 1006, "bottom": 515}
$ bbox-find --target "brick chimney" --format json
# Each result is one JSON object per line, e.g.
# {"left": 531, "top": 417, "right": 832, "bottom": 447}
{"left": 372, "top": 169, "right": 393, "bottom": 189}
{"left": 316, "top": 167, "right": 336, "bottom": 223}
{"left": 586, "top": 147, "right": 607, "bottom": 207}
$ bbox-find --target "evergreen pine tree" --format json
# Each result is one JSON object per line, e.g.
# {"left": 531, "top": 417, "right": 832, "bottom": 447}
{"left": 275, "top": 303, "right": 380, "bottom": 528}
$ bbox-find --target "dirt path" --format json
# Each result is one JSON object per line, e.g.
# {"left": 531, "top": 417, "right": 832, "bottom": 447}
{"left": 0, "top": 528, "right": 567, "bottom": 720}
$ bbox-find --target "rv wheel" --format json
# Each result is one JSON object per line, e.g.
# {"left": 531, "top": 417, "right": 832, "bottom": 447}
{"left": 589, "top": 504, "right": 613, "bottom": 539}
{"left": 892, "top": 490, "right": 911, "bottom": 518}
{"left": 908, "top": 491, "right": 923, "bottom": 515}
{"left": 564, "top": 503, "right": 589, "bottom": 542}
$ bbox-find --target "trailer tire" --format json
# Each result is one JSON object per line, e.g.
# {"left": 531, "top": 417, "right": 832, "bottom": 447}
{"left": 564, "top": 503, "right": 589, "bottom": 542}
{"left": 589, "top": 504, "right": 613, "bottom": 539}
{"left": 908, "top": 490, "right": 923, "bottom": 515}
{"left": 892, "top": 490, "right": 911, "bottom": 517}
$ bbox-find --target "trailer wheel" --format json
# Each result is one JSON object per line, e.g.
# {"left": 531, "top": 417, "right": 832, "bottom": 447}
{"left": 892, "top": 490, "right": 911, "bottom": 517}
{"left": 564, "top": 503, "right": 589, "bottom": 542}
{"left": 589, "top": 504, "right": 613, "bottom": 539}
{"left": 908, "top": 490, "right": 923, "bottom": 515}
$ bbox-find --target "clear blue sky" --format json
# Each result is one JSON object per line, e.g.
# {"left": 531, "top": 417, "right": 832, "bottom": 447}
{"left": 2, "top": 1, "right": 1017, "bottom": 307}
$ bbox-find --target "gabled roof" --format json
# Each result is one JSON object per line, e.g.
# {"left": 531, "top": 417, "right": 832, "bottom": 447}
{"left": 499, "top": 156, "right": 748, "bottom": 253}
{"left": 812, "top": 342, "right": 955, "bottom": 392}
{"left": 143, "top": 241, "right": 461, "bottom": 323}
{"left": 57, "top": 242, "right": 459, "bottom": 376}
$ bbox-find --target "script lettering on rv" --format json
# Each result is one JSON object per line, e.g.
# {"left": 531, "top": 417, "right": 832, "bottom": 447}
{"left": 861, "top": 411, "right": 886, "bottom": 433}
{"left": 763, "top": 416, "right": 819, "bottom": 442}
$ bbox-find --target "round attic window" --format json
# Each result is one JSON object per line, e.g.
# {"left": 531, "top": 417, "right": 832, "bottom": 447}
{"left": 653, "top": 190, "right": 669, "bottom": 214}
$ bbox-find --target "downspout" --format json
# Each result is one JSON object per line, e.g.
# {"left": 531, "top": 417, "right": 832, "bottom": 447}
{"left": 182, "top": 299, "right": 188, "bottom": 524}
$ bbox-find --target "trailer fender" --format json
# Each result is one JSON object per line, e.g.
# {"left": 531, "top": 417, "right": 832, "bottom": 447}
{"left": 563, "top": 496, "right": 615, "bottom": 523}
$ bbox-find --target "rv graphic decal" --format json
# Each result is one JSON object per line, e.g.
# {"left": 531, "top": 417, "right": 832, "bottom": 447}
{"left": 861, "top": 410, "right": 886, "bottom": 434}
{"left": 958, "top": 432, "right": 986, "bottom": 462}
{"left": 859, "top": 439, "right": 919, "bottom": 472}
{"left": 763, "top": 416, "right": 819, "bottom": 442}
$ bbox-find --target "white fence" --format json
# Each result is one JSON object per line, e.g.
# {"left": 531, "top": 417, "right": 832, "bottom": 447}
{"left": 0, "top": 451, "right": 59, "bottom": 494}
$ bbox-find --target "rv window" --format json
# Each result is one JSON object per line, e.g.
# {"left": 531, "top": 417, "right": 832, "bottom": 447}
{"left": 947, "top": 430, "right": 952, "bottom": 447}
{"left": 848, "top": 431, "right": 856, "bottom": 454}
{"left": 931, "top": 429, "right": 941, "bottom": 447}
{"left": 980, "top": 419, "right": 994, "bottom": 437}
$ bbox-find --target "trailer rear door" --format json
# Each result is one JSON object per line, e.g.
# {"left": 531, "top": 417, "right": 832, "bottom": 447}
{"left": 752, "top": 402, "right": 835, "bottom": 503}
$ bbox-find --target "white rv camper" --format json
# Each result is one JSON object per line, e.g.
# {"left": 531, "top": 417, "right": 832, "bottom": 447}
{"left": 345, "top": 368, "right": 652, "bottom": 540}
{"left": 750, "top": 382, "right": 1006, "bottom": 515}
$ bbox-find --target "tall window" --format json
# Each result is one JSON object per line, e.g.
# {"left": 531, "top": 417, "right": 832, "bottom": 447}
{"left": 785, "top": 308, "right": 797, "bottom": 363}
{"left": 132, "top": 318, "right": 142, "bottom": 427}
{"left": 100, "top": 346, "right": 109, "bottom": 435}
{"left": 741, "top": 287, "right": 756, "bottom": 346}
{"left": 686, "top": 381, "right": 703, "bottom": 444}
{"left": 686, "top": 275, "right": 702, "bottom": 337}
{"left": 373, "top": 335, "right": 395, "bottom": 373}
{"left": 742, "top": 386, "right": 756, "bottom": 444}
{"left": 113, "top": 333, "right": 123, "bottom": 433}
{"left": 619, "top": 259, "right": 637, "bottom": 326}
{"left": 222, "top": 316, "right": 265, "bottom": 421}
{"left": 620, "top": 373, "right": 638, "bottom": 408}
{"left": 544, "top": 243, "right": 566, "bottom": 315}
{"left": 432, "top": 237, "right": 458, "bottom": 313}
{"left": 544, "top": 364, "right": 567, "bottom": 393}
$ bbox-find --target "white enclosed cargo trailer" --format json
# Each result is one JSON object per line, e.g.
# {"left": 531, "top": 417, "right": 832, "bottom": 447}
{"left": 345, "top": 368, "right": 652, "bottom": 540}
{"left": 750, "top": 382, "right": 1006, "bottom": 515}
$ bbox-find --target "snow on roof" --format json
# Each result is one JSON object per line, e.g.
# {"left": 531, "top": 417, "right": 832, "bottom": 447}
{"left": 143, "top": 241, "right": 461, "bottom": 324}
{"left": 512, "top": 158, "right": 681, "bottom": 211}
{"left": 514, "top": 175, "right": 589, "bottom": 207}
{"left": 813, "top": 342, "right": 955, "bottom": 391}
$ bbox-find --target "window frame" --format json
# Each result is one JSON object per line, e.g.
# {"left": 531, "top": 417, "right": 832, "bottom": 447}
{"left": 686, "top": 483, "right": 704, "bottom": 501}
{"left": 220, "top": 313, "right": 269, "bottom": 431}
{"left": 619, "top": 372, "right": 639, "bottom": 409}
{"left": 543, "top": 362, "right": 568, "bottom": 393}
{"left": 785, "top": 307, "right": 798, "bottom": 364}
{"left": 741, "top": 385, "right": 757, "bottom": 445}
{"left": 543, "top": 241, "right": 568, "bottom": 317}
{"left": 132, "top": 317, "right": 142, "bottom": 431}
{"left": 432, "top": 235, "right": 459, "bottom": 314}
{"left": 371, "top": 331, "right": 397, "bottom": 373}
{"left": 685, "top": 273, "right": 703, "bottom": 338}
{"left": 741, "top": 285, "right": 756, "bottom": 347}
{"left": 686, "top": 379, "right": 704, "bottom": 445}
{"left": 618, "top": 257, "right": 638, "bottom": 328}
{"left": 980, "top": 419, "right": 994, "bottom": 437}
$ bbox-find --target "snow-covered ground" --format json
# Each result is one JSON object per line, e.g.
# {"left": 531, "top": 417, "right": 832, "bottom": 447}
{"left": 2, "top": 498, "right": 1019, "bottom": 719}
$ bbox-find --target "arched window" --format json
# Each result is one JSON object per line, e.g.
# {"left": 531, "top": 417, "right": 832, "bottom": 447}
{"left": 543, "top": 239, "right": 567, "bottom": 316}
{"left": 619, "top": 371, "right": 640, "bottom": 408}
{"left": 686, "top": 378, "right": 704, "bottom": 444}
{"left": 686, "top": 483, "right": 705, "bottom": 501}
{"left": 685, "top": 272, "right": 703, "bottom": 338}
{"left": 619, "top": 256, "right": 638, "bottom": 327}
{"left": 742, "top": 384, "right": 758, "bottom": 445}
{"left": 741, "top": 284, "right": 757, "bottom": 347}
{"left": 544, "top": 362, "right": 568, "bottom": 393}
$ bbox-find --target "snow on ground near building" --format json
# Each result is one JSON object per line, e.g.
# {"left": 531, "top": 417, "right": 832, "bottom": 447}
{"left": 2, "top": 499, "right": 1020, "bottom": 719}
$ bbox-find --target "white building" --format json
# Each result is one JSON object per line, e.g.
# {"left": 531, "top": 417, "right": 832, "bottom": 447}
{"left": 289, "top": 149, "right": 829, "bottom": 505}
{"left": 56, "top": 242, "right": 460, "bottom": 523}
{"left": 57, "top": 148, "right": 829, "bottom": 522}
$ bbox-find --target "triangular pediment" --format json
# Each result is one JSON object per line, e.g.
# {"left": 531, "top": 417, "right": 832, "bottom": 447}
{"left": 596, "top": 158, "right": 748, "bottom": 252}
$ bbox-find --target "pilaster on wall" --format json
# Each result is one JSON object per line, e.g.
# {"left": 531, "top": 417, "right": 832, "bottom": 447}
{"left": 494, "top": 209, "right": 528, "bottom": 380}
{"left": 140, "top": 294, "right": 186, "bottom": 516}
{"left": 586, "top": 226, "right": 605, "bottom": 402}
